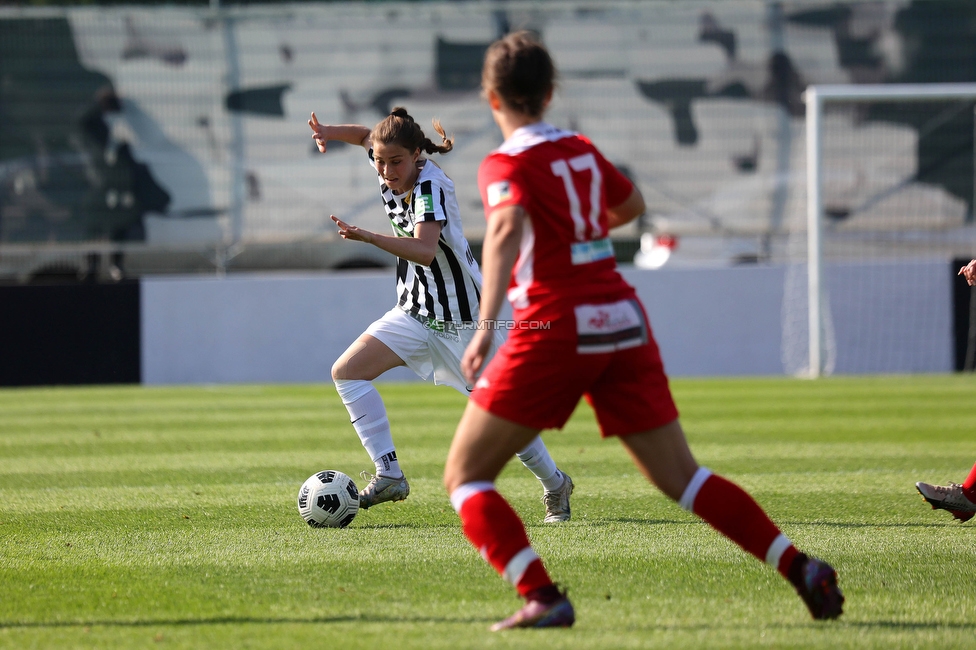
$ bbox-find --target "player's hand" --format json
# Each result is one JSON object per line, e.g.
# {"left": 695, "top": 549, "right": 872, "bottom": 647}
{"left": 331, "top": 215, "right": 372, "bottom": 244}
{"left": 960, "top": 259, "right": 976, "bottom": 286}
{"left": 308, "top": 112, "right": 328, "bottom": 153}
{"left": 461, "top": 327, "right": 494, "bottom": 385}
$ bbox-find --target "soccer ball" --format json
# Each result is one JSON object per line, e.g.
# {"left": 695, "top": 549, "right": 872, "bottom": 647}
{"left": 297, "top": 470, "right": 360, "bottom": 528}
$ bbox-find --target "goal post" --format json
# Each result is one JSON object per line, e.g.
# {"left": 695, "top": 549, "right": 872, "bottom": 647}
{"left": 802, "top": 83, "right": 976, "bottom": 378}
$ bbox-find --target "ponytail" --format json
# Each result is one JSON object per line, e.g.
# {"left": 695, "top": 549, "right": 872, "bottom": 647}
{"left": 372, "top": 106, "right": 453, "bottom": 155}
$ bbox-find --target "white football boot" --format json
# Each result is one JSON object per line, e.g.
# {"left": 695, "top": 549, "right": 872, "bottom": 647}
{"left": 542, "top": 473, "right": 574, "bottom": 523}
{"left": 916, "top": 481, "right": 976, "bottom": 522}
{"left": 358, "top": 471, "right": 410, "bottom": 509}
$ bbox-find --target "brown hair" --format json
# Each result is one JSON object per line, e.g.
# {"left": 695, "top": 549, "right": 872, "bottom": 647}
{"left": 481, "top": 30, "right": 556, "bottom": 117}
{"left": 370, "top": 107, "right": 453, "bottom": 155}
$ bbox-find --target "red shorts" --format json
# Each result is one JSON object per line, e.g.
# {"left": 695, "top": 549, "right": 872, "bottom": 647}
{"left": 470, "top": 326, "right": 679, "bottom": 438}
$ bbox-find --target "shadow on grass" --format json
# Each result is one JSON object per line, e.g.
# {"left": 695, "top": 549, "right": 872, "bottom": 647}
{"left": 346, "top": 518, "right": 696, "bottom": 531}
{"left": 4, "top": 615, "right": 974, "bottom": 633}
{"left": 0, "top": 614, "right": 497, "bottom": 629}
{"left": 543, "top": 516, "right": 963, "bottom": 529}
{"left": 623, "top": 620, "right": 976, "bottom": 633}
{"left": 846, "top": 620, "right": 976, "bottom": 631}
{"left": 350, "top": 517, "right": 963, "bottom": 531}
{"left": 351, "top": 522, "right": 457, "bottom": 530}
{"left": 780, "top": 520, "right": 965, "bottom": 529}
{"left": 571, "top": 518, "right": 698, "bottom": 527}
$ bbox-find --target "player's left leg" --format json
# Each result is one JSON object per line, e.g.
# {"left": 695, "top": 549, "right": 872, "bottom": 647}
{"left": 916, "top": 460, "right": 976, "bottom": 522}
{"left": 444, "top": 401, "right": 575, "bottom": 630}
{"left": 515, "top": 436, "right": 574, "bottom": 523}
{"left": 618, "top": 421, "right": 843, "bottom": 620}
{"left": 964, "top": 462, "right": 976, "bottom": 500}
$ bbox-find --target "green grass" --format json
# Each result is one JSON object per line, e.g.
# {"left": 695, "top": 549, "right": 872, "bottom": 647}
{"left": 1, "top": 376, "right": 974, "bottom": 649}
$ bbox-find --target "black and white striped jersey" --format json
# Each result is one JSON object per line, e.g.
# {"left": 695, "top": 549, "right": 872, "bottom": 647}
{"left": 368, "top": 150, "right": 483, "bottom": 323}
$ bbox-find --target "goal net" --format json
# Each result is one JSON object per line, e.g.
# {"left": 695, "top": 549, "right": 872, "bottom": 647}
{"left": 783, "top": 83, "right": 976, "bottom": 377}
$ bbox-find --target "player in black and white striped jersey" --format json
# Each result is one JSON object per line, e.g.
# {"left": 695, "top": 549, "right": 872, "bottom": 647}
{"left": 372, "top": 139, "right": 482, "bottom": 325}
{"left": 309, "top": 107, "right": 574, "bottom": 520}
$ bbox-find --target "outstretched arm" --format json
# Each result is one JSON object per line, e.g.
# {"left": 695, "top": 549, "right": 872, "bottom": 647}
{"left": 308, "top": 112, "right": 370, "bottom": 153}
{"left": 331, "top": 215, "right": 441, "bottom": 267}
{"left": 960, "top": 259, "right": 976, "bottom": 286}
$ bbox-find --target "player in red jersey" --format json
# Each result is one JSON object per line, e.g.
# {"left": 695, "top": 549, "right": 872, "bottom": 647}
{"left": 914, "top": 260, "right": 976, "bottom": 521}
{"left": 960, "top": 259, "right": 976, "bottom": 286}
{"left": 442, "top": 31, "right": 844, "bottom": 630}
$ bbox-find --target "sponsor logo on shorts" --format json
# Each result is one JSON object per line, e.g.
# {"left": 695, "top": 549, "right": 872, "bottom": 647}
{"left": 422, "top": 318, "right": 459, "bottom": 338}
{"left": 587, "top": 308, "right": 633, "bottom": 331}
{"left": 574, "top": 299, "right": 648, "bottom": 353}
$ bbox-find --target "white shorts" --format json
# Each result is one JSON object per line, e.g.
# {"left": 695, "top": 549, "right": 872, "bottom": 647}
{"left": 365, "top": 308, "right": 504, "bottom": 394}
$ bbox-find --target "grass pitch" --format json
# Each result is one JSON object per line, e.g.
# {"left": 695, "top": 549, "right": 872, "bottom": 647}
{"left": 1, "top": 375, "right": 974, "bottom": 649}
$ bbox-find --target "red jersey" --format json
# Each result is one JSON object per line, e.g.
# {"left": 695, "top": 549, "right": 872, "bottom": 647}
{"left": 478, "top": 123, "right": 636, "bottom": 340}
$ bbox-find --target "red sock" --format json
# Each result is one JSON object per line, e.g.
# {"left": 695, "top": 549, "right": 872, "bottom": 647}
{"left": 690, "top": 471, "right": 798, "bottom": 578}
{"left": 456, "top": 487, "right": 552, "bottom": 598}
{"left": 962, "top": 462, "right": 976, "bottom": 501}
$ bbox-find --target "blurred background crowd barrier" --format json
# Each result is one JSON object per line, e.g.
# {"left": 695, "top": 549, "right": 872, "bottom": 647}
{"left": 2, "top": 0, "right": 975, "bottom": 385}
{"left": 2, "top": 0, "right": 974, "bottom": 283}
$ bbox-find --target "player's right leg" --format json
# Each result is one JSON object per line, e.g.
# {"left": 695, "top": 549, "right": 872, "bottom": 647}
{"left": 444, "top": 402, "right": 575, "bottom": 630}
{"left": 436, "top": 327, "right": 575, "bottom": 522}
{"left": 332, "top": 333, "right": 410, "bottom": 509}
{"left": 618, "top": 421, "right": 844, "bottom": 620}
{"left": 515, "top": 436, "right": 574, "bottom": 523}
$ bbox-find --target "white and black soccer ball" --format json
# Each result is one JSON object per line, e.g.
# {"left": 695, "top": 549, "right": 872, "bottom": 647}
{"left": 297, "top": 470, "right": 360, "bottom": 528}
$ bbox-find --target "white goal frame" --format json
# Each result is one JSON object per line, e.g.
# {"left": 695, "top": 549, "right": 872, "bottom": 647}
{"left": 803, "top": 83, "right": 976, "bottom": 377}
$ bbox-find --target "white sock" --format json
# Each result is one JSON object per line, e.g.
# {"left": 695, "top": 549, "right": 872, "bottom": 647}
{"left": 678, "top": 467, "right": 712, "bottom": 512}
{"left": 334, "top": 379, "right": 402, "bottom": 478}
{"left": 516, "top": 436, "right": 563, "bottom": 491}
{"left": 372, "top": 450, "right": 402, "bottom": 478}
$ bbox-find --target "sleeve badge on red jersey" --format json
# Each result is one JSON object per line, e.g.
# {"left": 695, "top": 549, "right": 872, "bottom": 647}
{"left": 486, "top": 181, "right": 512, "bottom": 207}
